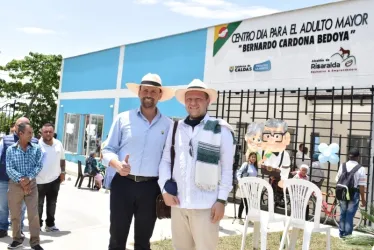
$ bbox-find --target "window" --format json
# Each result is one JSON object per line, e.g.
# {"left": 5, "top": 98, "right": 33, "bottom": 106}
{"left": 311, "top": 132, "right": 320, "bottom": 156}
{"left": 349, "top": 135, "right": 370, "bottom": 166}
{"left": 63, "top": 114, "right": 81, "bottom": 153}
{"left": 82, "top": 114, "right": 104, "bottom": 156}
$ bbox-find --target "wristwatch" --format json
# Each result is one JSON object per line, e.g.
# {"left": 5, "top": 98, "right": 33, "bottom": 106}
{"left": 217, "top": 199, "right": 227, "bottom": 206}
{"left": 61, "top": 171, "right": 66, "bottom": 174}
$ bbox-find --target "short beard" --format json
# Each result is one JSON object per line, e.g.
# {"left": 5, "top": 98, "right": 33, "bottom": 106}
{"left": 141, "top": 97, "right": 156, "bottom": 109}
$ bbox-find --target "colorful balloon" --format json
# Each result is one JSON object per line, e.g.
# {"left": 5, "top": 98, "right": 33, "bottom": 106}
{"left": 318, "top": 154, "right": 328, "bottom": 163}
{"left": 329, "top": 143, "right": 340, "bottom": 154}
{"left": 318, "top": 143, "right": 328, "bottom": 153}
{"left": 329, "top": 154, "right": 340, "bottom": 164}
{"left": 323, "top": 148, "right": 332, "bottom": 157}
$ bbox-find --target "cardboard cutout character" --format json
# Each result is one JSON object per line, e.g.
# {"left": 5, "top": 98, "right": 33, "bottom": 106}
{"left": 260, "top": 118, "right": 291, "bottom": 180}
{"left": 244, "top": 122, "right": 264, "bottom": 166}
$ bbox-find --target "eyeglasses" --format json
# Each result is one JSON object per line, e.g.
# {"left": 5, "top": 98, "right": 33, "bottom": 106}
{"left": 262, "top": 132, "right": 286, "bottom": 142}
{"left": 189, "top": 139, "right": 193, "bottom": 157}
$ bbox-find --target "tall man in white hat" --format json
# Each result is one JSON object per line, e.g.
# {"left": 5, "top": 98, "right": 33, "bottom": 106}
{"left": 158, "top": 79, "right": 235, "bottom": 250}
{"left": 102, "top": 73, "right": 174, "bottom": 250}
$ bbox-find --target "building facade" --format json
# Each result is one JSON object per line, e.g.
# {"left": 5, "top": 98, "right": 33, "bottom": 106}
{"left": 56, "top": 0, "right": 374, "bottom": 201}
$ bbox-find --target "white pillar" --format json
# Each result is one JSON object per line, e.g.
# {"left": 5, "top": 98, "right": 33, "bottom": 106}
{"left": 113, "top": 45, "right": 125, "bottom": 120}
{"left": 55, "top": 60, "right": 64, "bottom": 131}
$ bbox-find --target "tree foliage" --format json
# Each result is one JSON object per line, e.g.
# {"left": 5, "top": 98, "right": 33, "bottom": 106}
{"left": 0, "top": 52, "right": 63, "bottom": 133}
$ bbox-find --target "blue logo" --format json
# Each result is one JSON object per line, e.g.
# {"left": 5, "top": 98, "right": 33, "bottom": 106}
{"left": 254, "top": 60, "right": 271, "bottom": 72}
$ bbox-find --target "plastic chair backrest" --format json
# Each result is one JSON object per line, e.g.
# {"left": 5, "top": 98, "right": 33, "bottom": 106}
{"left": 238, "top": 177, "right": 275, "bottom": 218}
{"left": 283, "top": 179, "right": 322, "bottom": 228}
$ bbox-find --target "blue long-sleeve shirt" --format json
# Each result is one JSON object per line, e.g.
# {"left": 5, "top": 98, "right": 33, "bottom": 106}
{"left": 102, "top": 108, "right": 172, "bottom": 178}
{"left": 6, "top": 142, "right": 44, "bottom": 183}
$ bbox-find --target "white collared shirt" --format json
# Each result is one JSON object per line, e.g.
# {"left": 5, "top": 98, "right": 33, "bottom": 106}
{"left": 36, "top": 138, "right": 65, "bottom": 184}
{"left": 158, "top": 115, "right": 234, "bottom": 209}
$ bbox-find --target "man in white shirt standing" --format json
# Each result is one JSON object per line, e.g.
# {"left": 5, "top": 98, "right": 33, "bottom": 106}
{"left": 37, "top": 123, "right": 66, "bottom": 232}
{"left": 159, "top": 79, "right": 235, "bottom": 250}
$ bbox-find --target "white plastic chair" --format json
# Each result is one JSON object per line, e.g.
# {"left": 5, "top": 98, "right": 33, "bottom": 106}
{"left": 279, "top": 179, "right": 331, "bottom": 250}
{"left": 238, "top": 177, "right": 287, "bottom": 250}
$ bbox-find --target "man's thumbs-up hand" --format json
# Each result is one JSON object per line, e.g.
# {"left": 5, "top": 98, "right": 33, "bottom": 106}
{"left": 117, "top": 154, "right": 131, "bottom": 176}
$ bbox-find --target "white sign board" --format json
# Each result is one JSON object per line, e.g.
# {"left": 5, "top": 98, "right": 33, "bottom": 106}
{"left": 204, "top": 0, "right": 374, "bottom": 90}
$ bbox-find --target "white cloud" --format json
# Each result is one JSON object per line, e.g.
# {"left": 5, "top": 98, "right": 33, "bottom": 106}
{"left": 163, "top": 0, "right": 279, "bottom": 19}
{"left": 190, "top": 0, "right": 230, "bottom": 7}
{"left": 134, "top": 0, "right": 159, "bottom": 4}
{"left": 17, "top": 27, "right": 57, "bottom": 35}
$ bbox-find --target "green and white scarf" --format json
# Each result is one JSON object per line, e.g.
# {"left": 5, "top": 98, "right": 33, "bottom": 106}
{"left": 195, "top": 119, "right": 236, "bottom": 191}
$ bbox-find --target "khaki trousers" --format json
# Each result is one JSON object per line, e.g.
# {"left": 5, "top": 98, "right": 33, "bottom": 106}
{"left": 8, "top": 179, "right": 40, "bottom": 247}
{"left": 171, "top": 207, "right": 219, "bottom": 250}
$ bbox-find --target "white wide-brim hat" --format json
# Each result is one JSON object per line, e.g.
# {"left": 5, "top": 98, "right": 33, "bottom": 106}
{"left": 175, "top": 79, "right": 218, "bottom": 105}
{"left": 126, "top": 73, "right": 175, "bottom": 102}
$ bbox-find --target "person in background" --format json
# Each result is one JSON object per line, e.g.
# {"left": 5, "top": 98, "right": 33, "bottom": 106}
{"left": 85, "top": 152, "right": 103, "bottom": 190}
{"left": 37, "top": 123, "right": 66, "bottom": 232}
{"left": 296, "top": 143, "right": 304, "bottom": 159}
{"left": 310, "top": 153, "right": 325, "bottom": 187}
{"left": 6, "top": 122, "right": 44, "bottom": 250}
{"left": 236, "top": 151, "right": 258, "bottom": 225}
{"left": 296, "top": 144, "right": 311, "bottom": 168}
{"left": 9, "top": 123, "right": 15, "bottom": 134}
{"left": 0, "top": 117, "right": 38, "bottom": 238}
{"left": 335, "top": 148, "right": 366, "bottom": 238}
{"left": 293, "top": 164, "right": 309, "bottom": 180}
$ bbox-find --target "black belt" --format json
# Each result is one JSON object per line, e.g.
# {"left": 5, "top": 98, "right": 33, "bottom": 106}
{"left": 125, "top": 174, "right": 158, "bottom": 182}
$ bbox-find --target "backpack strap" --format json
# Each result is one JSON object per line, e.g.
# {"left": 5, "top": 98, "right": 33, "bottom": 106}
{"left": 350, "top": 164, "right": 362, "bottom": 175}
{"left": 342, "top": 162, "right": 347, "bottom": 173}
{"left": 169, "top": 121, "right": 178, "bottom": 180}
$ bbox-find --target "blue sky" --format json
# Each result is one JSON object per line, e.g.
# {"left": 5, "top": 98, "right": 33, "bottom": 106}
{"left": 0, "top": 0, "right": 338, "bottom": 65}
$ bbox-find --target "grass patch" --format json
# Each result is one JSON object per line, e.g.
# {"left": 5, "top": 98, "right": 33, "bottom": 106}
{"left": 151, "top": 232, "right": 372, "bottom": 250}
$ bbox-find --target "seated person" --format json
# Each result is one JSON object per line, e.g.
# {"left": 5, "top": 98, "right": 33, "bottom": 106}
{"left": 236, "top": 151, "right": 258, "bottom": 225}
{"left": 85, "top": 152, "right": 104, "bottom": 190}
{"left": 310, "top": 153, "right": 325, "bottom": 186}
{"left": 293, "top": 164, "right": 309, "bottom": 180}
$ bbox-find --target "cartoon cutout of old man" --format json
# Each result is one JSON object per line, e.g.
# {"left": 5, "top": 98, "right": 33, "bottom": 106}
{"left": 260, "top": 118, "right": 291, "bottom": 180}
{"left": 244, "top": 122, "right": 264, "bottom": 166}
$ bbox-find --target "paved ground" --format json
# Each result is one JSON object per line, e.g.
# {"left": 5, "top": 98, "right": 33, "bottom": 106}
{"left": 0, "top": 174, "right": 254, "bottom": 250}
{"left": 0, "top": 162, "right": 357, "bottom": 249}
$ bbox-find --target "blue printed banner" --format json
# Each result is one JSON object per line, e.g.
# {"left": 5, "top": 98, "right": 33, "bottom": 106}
{"left": 254, "top": 60, "right": 271, "bottom": 72}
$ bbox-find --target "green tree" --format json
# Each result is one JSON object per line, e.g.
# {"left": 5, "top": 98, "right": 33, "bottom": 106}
{"left": 0, "top": 52, "right": 63, "bottom": 132}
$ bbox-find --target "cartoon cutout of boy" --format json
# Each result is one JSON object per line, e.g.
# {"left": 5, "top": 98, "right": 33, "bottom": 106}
{"left": 244, "top": 122, "right": 264, "bottom": 167}
{"left": 260, "top": 118, "right": 291, "bottom": 180}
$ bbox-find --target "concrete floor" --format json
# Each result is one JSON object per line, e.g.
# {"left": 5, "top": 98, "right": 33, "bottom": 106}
{"left": 0, "top": 162, "right": 355, "bottom": 249}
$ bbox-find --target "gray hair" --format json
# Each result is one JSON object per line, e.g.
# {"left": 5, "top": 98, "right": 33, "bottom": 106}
{"left": 264, "top": 118, "right": 288, "bottom": 133}
{"left": 245, "top": 122, "right": 264, "bottom": 140}
{"left": 18, "top": 122, "right": 31, "bottom": 134}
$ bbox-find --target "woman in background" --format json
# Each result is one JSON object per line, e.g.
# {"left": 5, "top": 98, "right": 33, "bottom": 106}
{"left": 85, "top": 152, "right": 104, "bottom": 190}
{"left": 236, "top": 151, "right": 258, "bottom": 225}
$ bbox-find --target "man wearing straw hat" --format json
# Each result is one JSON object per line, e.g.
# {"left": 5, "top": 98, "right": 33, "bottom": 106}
{"left": 158, "top": 79, "right": 235, "bottom": 250}
{"left": 102, "top": 73, "right": 174, "bottom": 250}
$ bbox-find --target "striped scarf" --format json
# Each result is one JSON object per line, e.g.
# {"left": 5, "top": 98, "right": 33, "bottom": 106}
{"left": 195, "top": 119, "right": 235, "bottom": 191}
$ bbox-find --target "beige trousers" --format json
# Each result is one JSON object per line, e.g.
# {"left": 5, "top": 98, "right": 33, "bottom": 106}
{"left": 8, "top": 179, "right": 40, "bottom": 247}
{"left": 171, "top": 207, "right": 219, "bottom": 250}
